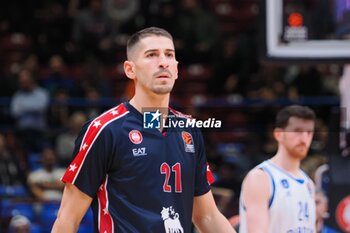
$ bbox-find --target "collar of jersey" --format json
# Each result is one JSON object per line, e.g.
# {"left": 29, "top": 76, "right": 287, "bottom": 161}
{"left": 266, "top": 160, "right": 305, "bottom": 184}
{"left": 124, "top": 101, "right": 143, "bottom": 120}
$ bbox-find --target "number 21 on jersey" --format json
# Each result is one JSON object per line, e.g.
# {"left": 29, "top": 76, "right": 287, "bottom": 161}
{"left": 160, "top": 162, "right": 182, "bottom": 193}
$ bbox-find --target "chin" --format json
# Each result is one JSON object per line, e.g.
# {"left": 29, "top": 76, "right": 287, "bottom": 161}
{"left": 293, "top": 151, "right": 308, "bottom": 160}
{"left": 152, "top": 86, "right": 174, "bottom": 94}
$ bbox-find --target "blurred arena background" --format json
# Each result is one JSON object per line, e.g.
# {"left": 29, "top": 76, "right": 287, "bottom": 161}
{"left": 0, "top": 0, "right": 350, "bottom": 232}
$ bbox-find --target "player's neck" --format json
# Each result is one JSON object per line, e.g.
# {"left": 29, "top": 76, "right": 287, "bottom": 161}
{"left": 129, "top": 92, "right": 170, "bottom": 113}
{"left": 271, "top": 150, "right": 301, "bottom": 177}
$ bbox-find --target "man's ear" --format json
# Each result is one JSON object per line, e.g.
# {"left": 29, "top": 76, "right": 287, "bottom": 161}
{"left": 273, "top": 128, "right": 282, "bottom": 142}
{"left": 124, "top": 61, "right": 135, "bottom": 80}
{"left": 174, "top": 60, "right": 179, "bottom": 80}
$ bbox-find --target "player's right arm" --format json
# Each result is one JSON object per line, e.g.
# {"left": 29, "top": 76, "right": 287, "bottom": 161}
{"left": 51, "top": 183, "right": 92, "bottom": 233}
{"left": 241, "top": 168, "right": 271, "bottom": 233}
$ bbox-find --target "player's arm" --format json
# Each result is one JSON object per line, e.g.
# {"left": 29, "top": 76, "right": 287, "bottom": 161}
{"left": 51, "top": 183, "right": 92, "bottom": 233}
{"left": 192, "top": 190, "right": 236, "bottom": 233}
{"left": 241, "top": 169, "right": 271, "bottom": 233}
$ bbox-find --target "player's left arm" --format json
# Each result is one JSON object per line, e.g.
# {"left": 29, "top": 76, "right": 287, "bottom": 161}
{"left": 192, "top": 190, "right": 236, "bottom": 233}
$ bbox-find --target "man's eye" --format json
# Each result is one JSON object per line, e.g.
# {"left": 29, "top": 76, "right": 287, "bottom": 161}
{"left": 147, "top": 53, "right": 156, "bottom": 57}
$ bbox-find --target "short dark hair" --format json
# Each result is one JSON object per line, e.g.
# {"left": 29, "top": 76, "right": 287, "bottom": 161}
{"left": 275, "top": 105, "right": 316, "bottom": 128}
{"left": 126, "top": 27, "right": 174, "bottom": 59}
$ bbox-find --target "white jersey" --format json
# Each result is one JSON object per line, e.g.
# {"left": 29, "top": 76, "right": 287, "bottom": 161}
{"left": 239, "top": 160, "right": 316, "bottom": 233}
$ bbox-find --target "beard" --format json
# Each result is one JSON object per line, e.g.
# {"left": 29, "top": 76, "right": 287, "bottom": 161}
{"left": 151, "top": 85, "right": 174, "bottom": 94}
{"left": 287, "top": 143, "right": 309, "bottom": 160}
{"left": 150, "top": 79, "right": 175, "bottom": 94}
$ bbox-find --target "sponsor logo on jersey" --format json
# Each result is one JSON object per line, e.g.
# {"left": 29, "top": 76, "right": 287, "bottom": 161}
{"left": 161, "top": 206, "right": 183, "bottom": 233}
{"left": 132, "top": 147, "right": 147, "bottom": 156}
{"left": 181, "top": 131, "right": 195, "bottom": 153}
{"left": 281, "top": 179, "right": 289, "bottom": 189}
{"left": 336, "top": 195, "right": 350, "bottom": 232}
{"left": 129, "top": 130, "right": 143, "bottom": 144}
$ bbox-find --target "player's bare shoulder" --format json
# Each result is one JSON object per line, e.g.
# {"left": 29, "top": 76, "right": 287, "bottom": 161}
{"left": 241, "top": 167, "right": 271, "bottom": 201}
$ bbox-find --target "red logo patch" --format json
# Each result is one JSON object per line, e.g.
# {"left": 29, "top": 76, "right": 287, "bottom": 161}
{"left": 129, "top": 130, "right": 143, "bottom": 144}
{"left": 181, "top": 131, "right": 193, "bottom": 145}
{"left": 336, "top": 195, "right": 350, "bottom": 232}
{"left": 181, "top": 131, "right": 194, "bottom": 153}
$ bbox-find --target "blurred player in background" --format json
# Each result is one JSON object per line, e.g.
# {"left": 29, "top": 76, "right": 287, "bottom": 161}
{"left": 239, "top": 105, "right": 316, "bottom": 233}
{"left": 8, "top": 215, "right": 31, "bottom": 233}
{"left": 51, "top": 27, "right": 235, "bottom": 233}
{"left": 315, "top": 189, "right": 340, "bottom": 233}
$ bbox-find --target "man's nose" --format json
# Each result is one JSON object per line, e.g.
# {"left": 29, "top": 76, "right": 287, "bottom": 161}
{"left": 158, "top": 54, "right": 169, "bottom": 68}
{"left": 300, "top": 132, "right": 310, "bottom": 141}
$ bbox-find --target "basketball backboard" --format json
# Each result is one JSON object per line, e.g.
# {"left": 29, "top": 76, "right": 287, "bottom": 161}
{"left": 262, "top": 0, "right": 350, "bottom": 62}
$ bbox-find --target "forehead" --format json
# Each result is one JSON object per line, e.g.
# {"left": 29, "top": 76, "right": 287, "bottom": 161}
{"left": 136, "top": 35, "right": 175, "bottom": 53}
{"left": 285, "top": 116, "right": 315, "bottom": 131}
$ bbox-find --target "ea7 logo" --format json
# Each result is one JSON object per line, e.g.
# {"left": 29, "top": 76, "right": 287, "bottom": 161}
{"left": 132, "top": 147, "right": 147, "bottom": 156}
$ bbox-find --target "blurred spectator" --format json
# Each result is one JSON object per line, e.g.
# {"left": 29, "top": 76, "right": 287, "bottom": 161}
{"left": 10, "top": 69, "right": 50, "bottom": 152}
{"left": 246, "top": 65, "right": 287, "bottom": 100}
{"left": 173, "top": 0, "right": 220, "bottom": 64}
{"left": 21, "top": 53, "right": 40, "bottom": 79}
{"left": 315, "top": 189, "right": 341, "bottom": 233}
{"left": 317, "top": 64, "right": 341, "bottom": 96}
{"left": 104, "top": 0, "right": 140, "bottom": 34}
{"left": 78, "top": 56, "right": 111, "bottom": 97}
{"left": 147, "top": 1, "right": 177, "bottom": 32}
{"left": 55, "top": 111, "right": 87, "bottom": 166}
{"left": 71, "top": 0, "right": 115, "bottom": 62}
{"left": 207, "top": 33, "right": 246, "bottom": 97}
{"left": 339, "top": 64, "right": 350, "bottom": 157}
{"left": 4, "top": 131, "right": 29, "bottom": 174}
{"left": 84, "top": 86, "right": 103, "bottom": 119}
{"left": 289, "top": 65, "right": 324, "bottom": 97}
{"left": 0, "top": 54, "right": 39, "bottom": 98}
{"left": 8, "top": 214, "right": 31, "bottom": 233}
{"left": 40, "top": 54, "right": 76, "bottom": 97}
{"left": 212, "top": 162, "right": 242, "bottom": 196}
{"left": 48, "top": 89, "right": 71, "bottom": 129}
{"left": 27, "top": 147, "right": 65, "bottom": 201}
{"left": 34, "top": 1, "right": 72, "bottom": 61}
{"left": 301, "top": 154, "right": 328, "bottom": 182}
{"left": 0, "top": 133, "right": 26, "bottom": 186}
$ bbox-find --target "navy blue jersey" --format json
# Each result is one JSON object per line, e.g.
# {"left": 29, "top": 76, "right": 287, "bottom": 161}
{"left": 62, "top": 102, "right": 213, "bottom": 233}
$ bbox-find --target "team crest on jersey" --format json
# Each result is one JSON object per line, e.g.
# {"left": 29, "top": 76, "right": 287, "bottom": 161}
{"left": 281, "top": 179, "right": 289, "bottom": 189}
{"left": 129, "top": 130, "right": 143, "bottom": 144}
{"left": 161, "top": 206, "right": 183, "bottom": 233}
{"left": 181, "top": 131, "right": 195, "bottom": 153}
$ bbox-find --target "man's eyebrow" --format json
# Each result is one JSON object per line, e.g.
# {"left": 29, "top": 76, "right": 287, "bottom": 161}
{"left": 144, "top": 49, "right": 175, "bottom": 53}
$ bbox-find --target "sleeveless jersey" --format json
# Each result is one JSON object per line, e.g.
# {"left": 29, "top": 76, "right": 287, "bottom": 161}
{"left": 61, "top": 102, "right": 214, "bottom": 233}
{"left": 239, "top": 160, "right": 316, "bottom": 233}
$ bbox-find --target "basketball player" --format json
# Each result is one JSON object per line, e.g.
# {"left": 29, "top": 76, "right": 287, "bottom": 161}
{"left": 51, "top": 27, "right": 235, "bottom": 233}
{"left": 239, "top": 105, "right": 316, "bottom": 233}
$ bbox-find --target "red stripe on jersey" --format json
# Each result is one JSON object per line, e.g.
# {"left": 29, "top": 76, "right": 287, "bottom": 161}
{"left": 97, "top": 176, "right": 114, "bottom": 233}
{"left": 168, "top": 107, "right": 192, "bottom": 119}
{"left": 61, "top": 103, "right": 129, "bottom": 184}
{"left": 206, "top": 163, "right": 215, "bottom": 185}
